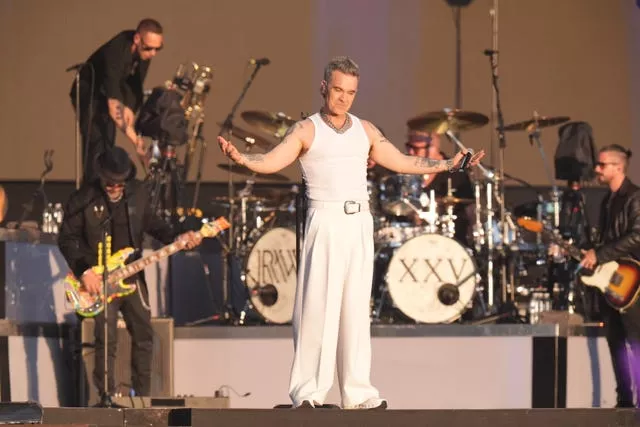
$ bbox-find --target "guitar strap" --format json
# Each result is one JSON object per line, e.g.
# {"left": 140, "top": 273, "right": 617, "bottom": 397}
{"left": 125, "top": 181, "right": 151, "bottom": 307}
{"left": 125, "top": 181, "right": 142, "bottom": 251}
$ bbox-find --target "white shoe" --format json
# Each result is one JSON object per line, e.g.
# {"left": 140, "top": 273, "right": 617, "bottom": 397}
{"left": 344, "top": 398, "right": 388, "bottom": 410}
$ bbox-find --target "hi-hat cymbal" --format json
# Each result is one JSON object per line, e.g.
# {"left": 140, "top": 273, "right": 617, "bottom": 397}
{"left": 437, "top": 195, "right": 474, "bottom": 205}
{"left": 216, "top": 163, "right": 289, "bottom": 182}
{"left": 502, "top": 116, "right": 570, "bottom": 132}
{"left": 241, "top": 111, "right": 296, "bottom": 139}
{"left": 407, "top": 109, "right": 489, "bottom": 134}
{"left": 218, "top": 122, "right": 275, "bottom": 150}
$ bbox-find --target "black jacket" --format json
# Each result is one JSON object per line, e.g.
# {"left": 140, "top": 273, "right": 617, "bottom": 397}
{"left": 596, "top": 177, "right": 640, "bottom": 264}
{"left": 58, "top": 180, "right": 175, "bottom": 280}
{"left": 69, "top": 30, "right": 150, "bottom": 112}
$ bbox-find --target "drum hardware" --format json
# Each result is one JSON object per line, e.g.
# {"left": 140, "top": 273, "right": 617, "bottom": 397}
{"left": 217, "top": 122, "right": 276, "bottom": 150}
{"left": 378, "top": 174, "right": 424, "bottom": 217}
{"left": 171, "top": 62, "right": 214, "bottom": 192}
{"left": 241, "top": 110, "right": 296, "bottom": 139}
{"left": 186, "top": 58, "right": 271, "bottom": 325}
{"left": 502, "top": 112, "right": 571, "bottom": 230}
{"left": 406, "top": 109, "right": 489, "bottom": 134}
{"left": 216, "top": 163, "right": 290, "bottom": 182}
{"left": 144, "top": 144, "right": 184, "bottom": 220}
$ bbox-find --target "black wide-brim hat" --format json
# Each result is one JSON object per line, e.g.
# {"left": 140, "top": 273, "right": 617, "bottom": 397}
{"left": 94, "top": 146, "right": 137, "bottom": 183}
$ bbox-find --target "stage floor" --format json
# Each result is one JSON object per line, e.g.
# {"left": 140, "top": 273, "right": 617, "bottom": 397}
{"left": 38, "top": 407, "right": 640, "bottom": 427}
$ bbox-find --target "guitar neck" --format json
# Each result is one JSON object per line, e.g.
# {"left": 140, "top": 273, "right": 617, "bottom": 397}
{"left": 542, "top": 229, "right": 582, "bottom": 260}
{"left": 107, "top": 234, "right": 196, "bottom": 284}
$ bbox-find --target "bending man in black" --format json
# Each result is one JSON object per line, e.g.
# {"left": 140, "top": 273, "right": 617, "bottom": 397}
{"left": 70, "top": 18, "right": 164, "bottom": 182}
{"left": 58, "top": 147, "right": 202, "bottom": 399}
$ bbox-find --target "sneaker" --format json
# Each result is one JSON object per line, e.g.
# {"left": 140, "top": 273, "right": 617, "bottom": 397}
{"left": 345, "top": 398, "right": 387, "bottom": 410}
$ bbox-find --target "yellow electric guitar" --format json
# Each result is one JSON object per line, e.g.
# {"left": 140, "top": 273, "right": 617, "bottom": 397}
{"left": 517, "top": 217, "right": 640, "bottom": 312}
{"left": 64, "top": 217, "right": 230, "bottom": 317}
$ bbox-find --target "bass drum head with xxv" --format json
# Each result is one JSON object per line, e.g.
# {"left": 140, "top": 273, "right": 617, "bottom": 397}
{"left": 385, "top": 233, "right": 477, "bottom": 324}
{"left": 245, "top": 227, "right": 297, "bottom": 324}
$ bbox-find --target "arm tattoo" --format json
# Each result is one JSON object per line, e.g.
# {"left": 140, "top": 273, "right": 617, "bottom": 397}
{"left": 414, "top": 157, "right": 450, "bottom": 171}
{"left": 244, "top": 154, "right": 265, "bottom": 163}
{"left": 281, "top": 121, "right": 302, "bottom": 142}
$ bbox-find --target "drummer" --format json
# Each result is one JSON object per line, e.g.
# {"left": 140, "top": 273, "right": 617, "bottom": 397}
{"left": 405, "top": 129, "right": 475, "bottom": 245}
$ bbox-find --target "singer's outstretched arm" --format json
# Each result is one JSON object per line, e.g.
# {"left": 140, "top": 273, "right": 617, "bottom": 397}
{"left": 218, "top": 119, "right": 313, "bottom": 174}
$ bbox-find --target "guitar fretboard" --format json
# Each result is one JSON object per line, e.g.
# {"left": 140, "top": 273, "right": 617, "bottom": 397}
{"left": 540, "top": 229, "right": 582, "bottom": 260}
{"left": 107, "top": 234, "right": 197, "bottom": 284}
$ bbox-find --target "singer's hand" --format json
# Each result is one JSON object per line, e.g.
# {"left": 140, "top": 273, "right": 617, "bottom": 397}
{"left": 218, "top": 136, "right": 244, "bottom": 165}
{"left": 81, "top": 269, "right": 102, "bottom": 295}
{"left": 469, "top": 150, "right": 485, "bottom": 166}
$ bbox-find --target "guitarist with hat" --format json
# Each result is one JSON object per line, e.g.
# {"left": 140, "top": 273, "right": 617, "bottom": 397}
{"left": 580, "top": 144, "right": 640, "bottom": 408}
{"left": 58, "top": 146, "right": 203, "bottom": 401}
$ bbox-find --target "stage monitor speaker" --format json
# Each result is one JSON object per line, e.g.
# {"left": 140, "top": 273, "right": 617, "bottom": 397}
{"left": 76, "top": 317, "right": 174, "bottom": 407}
{"left": 111, "top": 396, "right": 230, "bottom": 409}
{"left": 0, "top": 401, "right": 42, "bottom": 424}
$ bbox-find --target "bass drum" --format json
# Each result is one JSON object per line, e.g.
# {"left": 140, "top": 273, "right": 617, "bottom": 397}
{"left": 245, "top": 227, "right": 297, "bottom": 324}
{"left": 385, "top": 234, "right": 477, "bottom": 324}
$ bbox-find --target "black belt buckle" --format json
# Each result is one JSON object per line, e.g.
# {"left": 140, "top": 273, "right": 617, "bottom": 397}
{"left": 344, "top": 201, "right": 361, "bottom": 215}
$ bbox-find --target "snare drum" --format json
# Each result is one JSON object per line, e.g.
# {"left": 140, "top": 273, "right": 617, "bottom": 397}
{"left": 245, "top": 227, "right": 297, "bottom": 324}
{"left": 384, "top": 234, "right": 477, "bottom": 323}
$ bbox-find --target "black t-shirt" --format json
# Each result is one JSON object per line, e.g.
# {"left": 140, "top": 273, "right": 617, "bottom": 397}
{"left": 107, "top": 198, "right": 133, "bottom": 253}
{"left": 70, "top": 30, "right": 150, "bottom": 112}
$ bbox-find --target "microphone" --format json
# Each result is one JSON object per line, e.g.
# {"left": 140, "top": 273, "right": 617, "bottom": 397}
{"left": 249, "top": 57, "right": 271, "bottom": 66}
{"left": 65, "top": 62, "right": 87, "bottom": 72}
{"left": 483, "top": 49, "right": 498, "bottom": 56}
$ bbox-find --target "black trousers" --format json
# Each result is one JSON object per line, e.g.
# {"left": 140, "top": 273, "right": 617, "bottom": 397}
{"left": 92, "top": 285, "right": 153, "bottom": 396}
{"left": 71, "top": 90, "right": 115, "bottom": 183}
{"left": 599, "top": 293, "right": 640, "bottom": 406}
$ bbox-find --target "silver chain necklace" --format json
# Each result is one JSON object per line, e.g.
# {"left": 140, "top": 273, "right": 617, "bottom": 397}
{"left": 320, "top": 112, "right": 352, "bottom": 134}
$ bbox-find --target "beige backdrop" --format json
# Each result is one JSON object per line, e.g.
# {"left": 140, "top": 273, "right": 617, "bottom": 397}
{"left": 0, "top": 0, "right": 636, "bottom": 187}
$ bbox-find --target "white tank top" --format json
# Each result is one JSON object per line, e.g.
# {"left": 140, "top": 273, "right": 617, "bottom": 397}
{"left": 299, "top": 113, "right": 370, "bottom": 201}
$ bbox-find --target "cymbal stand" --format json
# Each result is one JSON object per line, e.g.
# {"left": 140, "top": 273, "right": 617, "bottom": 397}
{"left": 444, "top": 130, "right": 496, "bottom": 309}
{"left": 528, "top": 118, "right": 560, "bottom": 229}
{"left": 216, "top": 61, "right": 268, "bottom": 323}
{"left": 189, "top": 115, "right": 206, "bottom": 210}
{"left": 485, "top": 38, "right": 514, "bottom": 304}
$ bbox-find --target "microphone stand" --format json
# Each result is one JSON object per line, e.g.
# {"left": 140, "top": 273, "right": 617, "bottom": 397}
{"left": 16, "top": 150, "right": 53, "bottom": 230}
{"left": 190, "top": 116, "right": 206, "bottom": 210}
{"left": 97, "top": 213, "right": 113, "bottom": 407}
{"left": 486, "top": 49, "right": 512, "bottom": 305}
{"left": 213, "top": 62, "right": 268, "bottom": 324}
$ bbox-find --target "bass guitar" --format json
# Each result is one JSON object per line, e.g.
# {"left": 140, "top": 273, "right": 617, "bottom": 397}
{"left": 64, "top": 217, "right": 230, "bottom": 317}
{"left": 517, "top": 217, "right": 640, "bottom": 312}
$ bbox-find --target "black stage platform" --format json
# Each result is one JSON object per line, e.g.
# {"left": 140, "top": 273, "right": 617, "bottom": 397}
{"left": 39, "top": 407, "right": 640, "bottom": 427}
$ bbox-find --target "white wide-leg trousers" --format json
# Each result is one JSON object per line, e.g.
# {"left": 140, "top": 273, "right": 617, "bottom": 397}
{"left": 288, "top": 200, "right": 380, "bottom": 408}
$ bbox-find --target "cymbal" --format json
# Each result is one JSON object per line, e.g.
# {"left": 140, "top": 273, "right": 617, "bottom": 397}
{"left": 218, "top": 122, "right": 275, "bottom": 150}
{"left": 216, "top": 163, "right": 289, "bottom": 182}
{"left": 407, "top": 109, "right": 489, "bottom": 134}
{"left": 437, "top": 195, "right": 474, "bottom": 205}
{"left": 241, "top": 111, "right": 296, "bottom": 139}
{"left": 502, "top": 116, "right": 570, "bottom": 132}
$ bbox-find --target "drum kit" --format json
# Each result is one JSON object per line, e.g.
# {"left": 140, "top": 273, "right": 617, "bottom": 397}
{"left": 197, "top": 105, "right": 578, "bottom": 327}
{"left": 142, "top": 59, "right": 578, "bottom": 326}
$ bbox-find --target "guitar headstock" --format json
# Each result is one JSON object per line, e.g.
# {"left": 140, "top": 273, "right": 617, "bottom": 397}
{"left": 201, "top": 217, "right": 231, "bottom": 238}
